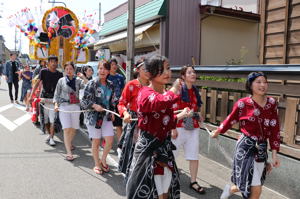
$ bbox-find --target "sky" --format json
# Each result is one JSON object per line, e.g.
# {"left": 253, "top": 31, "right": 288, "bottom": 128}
{"left": 0, "top": 0, "right": 127, "bottom": 53}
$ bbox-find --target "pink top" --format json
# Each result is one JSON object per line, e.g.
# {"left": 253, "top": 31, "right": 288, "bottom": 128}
{"left": 218, "top": 96, "right": 280, "bottom": 151}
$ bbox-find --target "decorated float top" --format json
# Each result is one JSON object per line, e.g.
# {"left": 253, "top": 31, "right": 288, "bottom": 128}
{"left": 8, "top": 6, "right": 99, "bottom": 67}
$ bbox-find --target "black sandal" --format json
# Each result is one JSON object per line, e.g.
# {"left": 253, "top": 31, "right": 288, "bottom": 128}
{"left": 190, "top": 182, "right": 206, "bottom": 194}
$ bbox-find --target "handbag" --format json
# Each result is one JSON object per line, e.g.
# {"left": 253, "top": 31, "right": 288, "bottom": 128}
{"left": 183, "top": 117, "right": 194, "bottom": 130}
{"left": 182, "top": 97, "right": 197, "bottom": 130}
{"left": 69, "top": 92, "right": 79, "bottom": 104}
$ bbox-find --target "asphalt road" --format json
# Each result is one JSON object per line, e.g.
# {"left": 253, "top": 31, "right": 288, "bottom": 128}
{"left": 0, "top": 78, "right": 287, "bottom": 199}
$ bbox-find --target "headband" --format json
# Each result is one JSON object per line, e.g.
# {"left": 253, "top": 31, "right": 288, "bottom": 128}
{"left": 247, "top": 72, "right": 264, "bottom": 83}
{"left": 133, "top": 62, "right": 144, "bottom": 72}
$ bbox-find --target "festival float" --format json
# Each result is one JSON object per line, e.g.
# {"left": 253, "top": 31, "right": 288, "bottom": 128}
{"left": 8, "top": 6, "right": 98, "bottom": 67}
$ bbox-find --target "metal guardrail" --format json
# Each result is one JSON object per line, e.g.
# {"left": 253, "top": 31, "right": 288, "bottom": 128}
{"left": 171, "top": 64, "right": 300, "bottom": 72}
{"left": 171, "top": 64, "right": 300, "bottom": 80}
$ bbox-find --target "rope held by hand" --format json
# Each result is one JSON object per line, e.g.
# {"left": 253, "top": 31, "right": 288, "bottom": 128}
{"left": 202, "top": 124, "right": 233, "bottom": 165}
{"left": 39, "top": 103, "right": 138, "bottom": 121}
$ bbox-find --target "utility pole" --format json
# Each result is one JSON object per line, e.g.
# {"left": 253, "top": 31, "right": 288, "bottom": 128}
{"left": 126, "top": 0, "right": 135, "bottom": 82}
{"left": 14, "top": 28, "right": 17, "bottom": 52}
{"left": 19, "top": 28, "right": 22, "bottom": 53}
{"left": 99, "top": 2, "right": 101, "bottom": 26}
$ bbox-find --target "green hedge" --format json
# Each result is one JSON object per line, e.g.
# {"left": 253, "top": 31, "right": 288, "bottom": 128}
{"left": 199, "top": 76, "right": 246, "bottom": 83}
{"left": 199, "top": 76, "right": 247, "bottom": 93}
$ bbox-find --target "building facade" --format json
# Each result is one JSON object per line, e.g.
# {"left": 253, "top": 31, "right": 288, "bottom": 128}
{"left": 94, "top": 0, "right": 260, "bottom": 66}
{"left": 0, "top": 35, "right": 10, "bottom": 63}
{"left": 200, "top": 5, "right": 260, "bottom": 65}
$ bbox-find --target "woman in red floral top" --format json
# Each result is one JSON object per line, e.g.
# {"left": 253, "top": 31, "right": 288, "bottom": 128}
{"left": 118, "top": 61, "right": 149, "bottom": 123}
{"left": 126, "top": 55, "right": 189, "bottom": 199}
{"left": 171, "top": 65, "right": 205, "bottom": 194}
{"left": 117, "top": 61, "right": 149, "bottom": 178}
{"left": 212, "top": 72, "right": 281, "bottom": 199}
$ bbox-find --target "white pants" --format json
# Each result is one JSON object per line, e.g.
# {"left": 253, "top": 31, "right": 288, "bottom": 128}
{"left": 154, "top": 167, "right": 172, "bottom": 195}
{"left": 251, "top": 161, "right": 265, "bottom": 186}
{"left": 86, "top": 117, "right": 114, "bottom": 139}
{"left": 43, "top": 103, "right": 55, "bottom": 124}
{"left": 172, "top": 128, "right": 200, "bottom": 160}
{"left": 59, "top": 103, "right": 80, "bottom": 129}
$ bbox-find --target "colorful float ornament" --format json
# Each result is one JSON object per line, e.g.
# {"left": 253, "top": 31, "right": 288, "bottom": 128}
{"left": 42, "top": 6, "right": 79, "bottom": 40}
{"left": 72, "top": 47, "right": 89, "bottom": 64}
{"left": 42, "top": 6, "right": 79, "bottom": 66}
{"left": 73, "top": 11, "right": 98, "bottom": 50}
{"left": 29, "top": 40, "right": 49, "bottom": 60}
{"left": 8, "top": 7, "right": 40, "bottom": 42}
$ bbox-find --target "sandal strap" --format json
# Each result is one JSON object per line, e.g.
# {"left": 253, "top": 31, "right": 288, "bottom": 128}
{"left": 101, "top": 162, "right": 109, "bottom": 169}
{"left": 190, "top": 182, "right": 205, "bottom": 193}
{"left": 94, "top": 167, "right": 101, "bottom": 171}
{"left": 190, "top": 181, "right": 198, "bottom": 186}
{"left": 66, "top": 155, "right": 74, "bottom": 160}
{"left": 93, "top": 167, "right": 102, "bottom": 173}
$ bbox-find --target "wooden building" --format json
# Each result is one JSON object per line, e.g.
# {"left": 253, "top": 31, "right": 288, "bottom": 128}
{"left": 260, "top": 0, "right": 300, "bottom": 64}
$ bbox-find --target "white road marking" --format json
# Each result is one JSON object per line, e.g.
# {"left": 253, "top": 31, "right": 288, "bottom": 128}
{"left": 14, "top": 104, "right": 27, "bottom": 112}
{"left": 0, "top": 104, "right": 14, "bottom": 113}
{"left": 0, "top": 104, "right": 32, "bottom": 132}
{"left": 0, "top": 115, "right": 18, "bottom": 131}
{"left": 13, "top": 114, "right": 31, "bottom": 126}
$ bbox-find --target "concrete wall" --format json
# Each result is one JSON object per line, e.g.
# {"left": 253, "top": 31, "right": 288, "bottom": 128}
{"left": 199, "top": 129, "right": 300, "bottom": 199}
{"left": 200, "top": 15, "right": 259, "bottom": 65}
{"left": 167, "top": 0, "right": 201, "bottom": 65}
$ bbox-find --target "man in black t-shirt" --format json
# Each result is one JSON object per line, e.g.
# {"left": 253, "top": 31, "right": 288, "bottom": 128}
{"left": 29, "top": 56, "right": 63, "bottom": 146}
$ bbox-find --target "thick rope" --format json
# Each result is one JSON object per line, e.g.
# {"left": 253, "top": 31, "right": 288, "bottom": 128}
{"left": 40, "top": 103, "right": 232, "bottom": 163}
{"left": 39, "top": 103, "right": 138, "bottom": 121}
{"left": 40, "top": 102, "right": 186, "bottom": 122}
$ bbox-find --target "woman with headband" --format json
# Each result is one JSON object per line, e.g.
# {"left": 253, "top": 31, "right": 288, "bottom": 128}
{"left": 117, "top": 60, "right": 149, "bottom": 179}
{"left": 212, "top": 72, "right": 281, "bottom": 199}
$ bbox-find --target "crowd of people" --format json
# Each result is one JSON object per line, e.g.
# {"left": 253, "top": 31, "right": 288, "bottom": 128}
{"left": 1, "top": 53, "right": 281, "bottom": 199}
